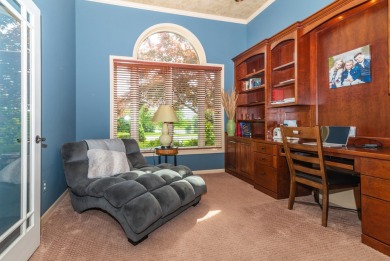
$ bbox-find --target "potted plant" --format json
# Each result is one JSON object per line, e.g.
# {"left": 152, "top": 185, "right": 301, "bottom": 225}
{"left": 221, "top": 88, "right": 238, "bottom": 136}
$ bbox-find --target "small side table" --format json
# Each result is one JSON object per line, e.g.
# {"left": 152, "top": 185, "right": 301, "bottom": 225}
{"left": 155, "top": 147, "right": 179, "bottom": 166}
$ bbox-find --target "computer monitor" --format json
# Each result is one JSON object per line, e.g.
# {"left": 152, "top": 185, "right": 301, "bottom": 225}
{"left": 321, "top": 126, "right": 351, "bottom": 145}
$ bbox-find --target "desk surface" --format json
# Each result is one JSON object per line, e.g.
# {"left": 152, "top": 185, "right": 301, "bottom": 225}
{"left": 324, "top": 146, "right": 390, "bottom": 160}
{"left": 271, "top": 137, "right": 390, "bottom": 160}
{"left": 272, "top": 137, "right": 390, "bottom": 171}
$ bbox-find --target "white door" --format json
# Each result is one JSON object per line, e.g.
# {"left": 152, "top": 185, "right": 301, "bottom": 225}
{"left": 0, "top": 0, "right": 41, "bottom": 260}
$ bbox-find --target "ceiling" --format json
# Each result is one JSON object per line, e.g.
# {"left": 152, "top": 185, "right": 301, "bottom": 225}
{"left": 98, "top": 0, "right": 275, "bottom": 23}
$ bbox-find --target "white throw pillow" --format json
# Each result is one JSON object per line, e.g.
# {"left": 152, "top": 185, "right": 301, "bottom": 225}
{"left": 87, "top": 149, "right": 130, "bottom": 179}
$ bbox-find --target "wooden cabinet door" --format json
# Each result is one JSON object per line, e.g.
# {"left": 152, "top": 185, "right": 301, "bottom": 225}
{"left": 225, "top": 138, "right": 237, "bottom": 172}
{"left": 362, "top": 195, "right": 390, "bottom": 246}
{"left": 238, "top": 140, "right": 252, "bottom": 179}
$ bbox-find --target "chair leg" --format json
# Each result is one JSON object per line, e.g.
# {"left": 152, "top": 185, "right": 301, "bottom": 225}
{"left": 288, "top": 180, "right": 297, "bottom": 210}
{"left": 353, "top": 185, "right": 362, "bottom": 220}
{"left": 322, "top": 189, "right": 329, "bottom": 227}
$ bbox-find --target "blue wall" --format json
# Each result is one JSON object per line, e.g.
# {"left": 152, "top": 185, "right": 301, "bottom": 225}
{"left": 247, "top": 0, "right": 333, "bottom": 47}
{"left": 31, "top": 0, "right": 338, "bottom": 213}
{"left": 75, "top": 0, "right": 246, "bottom": 171}
{"left": 33, "top": 0, "right": 76, "bottom": 214}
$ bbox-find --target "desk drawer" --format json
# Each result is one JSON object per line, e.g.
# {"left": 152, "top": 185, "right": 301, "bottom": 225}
{"left": 254, "top": 152, "right": 275, "bottom": 168}
{"left": 361, "top": 175, "right": 390, "bottom": 202}
{"left": 362, "top": 195, "right": 390, "bottom": 246}
{"left": 253, "top": 142, "right": 275, "bottom": 155}
{"left": 253, "top": 165, "right": 276, "bottom": 192}
{"left": 360, "top": 158, "right": 390, "bottom": 179}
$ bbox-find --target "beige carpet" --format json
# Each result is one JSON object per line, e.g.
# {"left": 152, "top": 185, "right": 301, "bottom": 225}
{"left": 30, "top": 173, "right": 389, "bottom": 261}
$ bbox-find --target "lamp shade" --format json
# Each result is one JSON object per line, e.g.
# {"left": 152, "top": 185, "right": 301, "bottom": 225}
{"left": 152, "top": 105, "right": 178, "bottom": 123}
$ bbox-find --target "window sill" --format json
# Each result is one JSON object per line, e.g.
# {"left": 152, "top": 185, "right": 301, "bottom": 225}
{"left": 142, "top": 148, "right": 224, "bottom": 157}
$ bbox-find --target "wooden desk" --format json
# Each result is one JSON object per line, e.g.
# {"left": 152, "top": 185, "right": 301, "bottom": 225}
{"left": 276, "top": 138, "right": 390, "bottom": 256}
{"left": 155, "top": 147, "right": 178, "bottom": 166}
{"left": 321, "top": 146, "right": 390, "bottom": 256}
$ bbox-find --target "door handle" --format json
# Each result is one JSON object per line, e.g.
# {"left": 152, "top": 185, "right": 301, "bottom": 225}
{"left": 17, "top": 138, "right": 30, "bottom": 143}
{"left": 35, "top": 135, "right": 46, "bottom": 144}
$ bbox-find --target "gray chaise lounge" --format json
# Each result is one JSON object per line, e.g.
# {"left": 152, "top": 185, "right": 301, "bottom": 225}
{"left": 61, "top": 138, "right": 207, "bottom": 244}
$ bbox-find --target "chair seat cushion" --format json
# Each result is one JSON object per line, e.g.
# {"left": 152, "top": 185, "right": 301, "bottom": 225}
{"left": 296, "top": 169, "right": 360, "bottom": 186}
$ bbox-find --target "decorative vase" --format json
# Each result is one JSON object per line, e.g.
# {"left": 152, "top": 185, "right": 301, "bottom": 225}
{"left": 226, "top": 119, "right": 236, "bottom": 136}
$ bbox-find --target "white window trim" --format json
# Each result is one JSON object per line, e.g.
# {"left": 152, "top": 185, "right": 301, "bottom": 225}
{"left": 109, "top": 55, "right": 225, "bottom": 155}
{"left": 110, "top": 23, "right": 224, "bottom": 155}
{"left": 133, "top": 23, "right": 207, "bottom": 64}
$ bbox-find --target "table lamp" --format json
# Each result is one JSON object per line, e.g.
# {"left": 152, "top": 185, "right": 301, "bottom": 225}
{"left": 152, "top": 105, "right": 178, "bottom": 148}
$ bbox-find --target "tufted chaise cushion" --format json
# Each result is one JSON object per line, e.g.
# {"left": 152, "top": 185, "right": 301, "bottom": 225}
{"left": 61, "top": 138, "right": 207, "bottom": 244}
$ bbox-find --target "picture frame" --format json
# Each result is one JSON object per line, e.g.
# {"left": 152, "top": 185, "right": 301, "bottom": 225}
{"left": 328, "top": 45, "right": 371, "bottom": 89}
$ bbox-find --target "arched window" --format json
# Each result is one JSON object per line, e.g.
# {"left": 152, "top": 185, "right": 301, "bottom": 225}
{"left": 111, "top": 24, "right": 223, "bottom": 152}
{"left": 137, "top": 31, "right": 199, "bottom": 64}
{"left": 133, "top": 23, "right": 206, "bottom": 64}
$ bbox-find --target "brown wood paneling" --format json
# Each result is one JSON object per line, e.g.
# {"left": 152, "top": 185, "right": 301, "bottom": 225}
{"left": 360, "top": 158, "right": 390, "bottom": 179}
{"left": 315, "top": 0, "right": 389, "bottom": 137}
{"left": 362, "top": 234, "right": 390, "bottom": 256}
{"left": 253, "top": 141, "right": 275, "bottom": 155}
{"left": 361, "top": 175, "right": 390, "bottom": 201}
{"left": 238, "top": 141, "right": 253, "bottom": 179}
{"left": 362, "top": 195, "right": 390, "bottom": 246}
{"left": 253, "top": 164, "right": 277, "bottom": 192}
{"left": 254, "top": 152, "right": 276, "bottom": 168}
{"left": 225, "top": 137, "right": 237, "bottom": 172}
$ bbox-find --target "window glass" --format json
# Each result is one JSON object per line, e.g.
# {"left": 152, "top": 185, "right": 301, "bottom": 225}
{"left": 137, "top": 32, "right": 199, "bottom": 64}
{"left": 112, "top": 60, "right": 222, "bottom": 150}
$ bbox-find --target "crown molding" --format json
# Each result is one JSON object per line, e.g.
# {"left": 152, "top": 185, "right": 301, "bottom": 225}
{"left": 246, "top": 0, "right": 275, "bottom": 23}
{"left": 87, "top": 0, "right": 274, "bottom": 24}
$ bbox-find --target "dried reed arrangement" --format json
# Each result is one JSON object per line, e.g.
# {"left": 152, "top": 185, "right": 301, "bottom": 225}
{"left": 221, "top": 88, "right": 238, "bottom": 120}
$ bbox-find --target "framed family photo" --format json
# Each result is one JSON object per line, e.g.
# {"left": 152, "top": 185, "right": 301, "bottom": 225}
{"left": 328, "top": 45, "right": 371, "bottom": 89}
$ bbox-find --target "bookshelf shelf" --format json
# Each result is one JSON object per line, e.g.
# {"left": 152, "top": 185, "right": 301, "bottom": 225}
{"left": 239, "top": 69, "right": 265, "bottom": 81}
{"left": 237, "top": 101, "right": 265, "bottom": 107}
{"left": 273, "top": 61, "right": 295, "bottom": 71}
{"left": 239, "top": 85, "right": 265, "bottom": 94}
{"left": 272, "top": 79, "right": 295, "bottom": 88}
{"left": 233, "top": 44, "right": 267, "bottom": 139}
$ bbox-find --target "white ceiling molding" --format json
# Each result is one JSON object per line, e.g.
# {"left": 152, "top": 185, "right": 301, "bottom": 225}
{"left": 246, "top": 0, "right": 275, "bottom": 23}
{"left": 87, "top": 0, "right": 275, "bottom": 24}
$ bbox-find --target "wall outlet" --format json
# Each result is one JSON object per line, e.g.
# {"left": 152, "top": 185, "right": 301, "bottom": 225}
{"left": 42, "top": 180, "right": 47, "bottom": 192}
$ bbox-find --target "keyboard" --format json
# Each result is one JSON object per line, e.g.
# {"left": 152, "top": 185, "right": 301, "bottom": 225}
{"left": 302, "top": 142, "right": 344, "bottom": 148}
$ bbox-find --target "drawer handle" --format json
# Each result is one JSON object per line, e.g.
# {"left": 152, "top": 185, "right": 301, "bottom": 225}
{"left": 261, "top": 157, "right": 266, "bottom": 160}
{"left": 259, "top": 172, "right": 266, "bottom": 176}
{"left": 261, "top": 147, "right": 265, "bottom": 151}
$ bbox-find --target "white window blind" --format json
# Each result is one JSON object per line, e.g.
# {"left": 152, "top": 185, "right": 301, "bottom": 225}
{"left": 112, "top": 58, "right": 223, "bottom": 150}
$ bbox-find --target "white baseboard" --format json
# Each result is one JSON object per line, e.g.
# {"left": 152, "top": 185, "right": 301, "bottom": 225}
{"left": 41, "top": 189, "right": 69, "bottom": 223}
{"left": 193, "top": 169, "right": 225, "bottom": 175}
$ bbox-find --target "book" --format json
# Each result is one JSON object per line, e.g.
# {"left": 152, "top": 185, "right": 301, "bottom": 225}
{"left": 249, "top": 78, "right": 262, "bottom": 89}
{"left": 239, "top": 122, "right": 252, "bottom": 137}
{"left": 272, "top": 89, "right": 284, "bottom": 102}
{"left": 242, "top": 81, "right": 249, "bottom": 91}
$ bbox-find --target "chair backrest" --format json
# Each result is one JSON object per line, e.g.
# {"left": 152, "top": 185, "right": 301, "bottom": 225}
{"left": 281, "top": 126, "right": 327, "bottom": 186}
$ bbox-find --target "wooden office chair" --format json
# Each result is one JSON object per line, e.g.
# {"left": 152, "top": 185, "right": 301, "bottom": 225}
{"left": 280, "top": 126, "right": 360, "bottom": 227}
